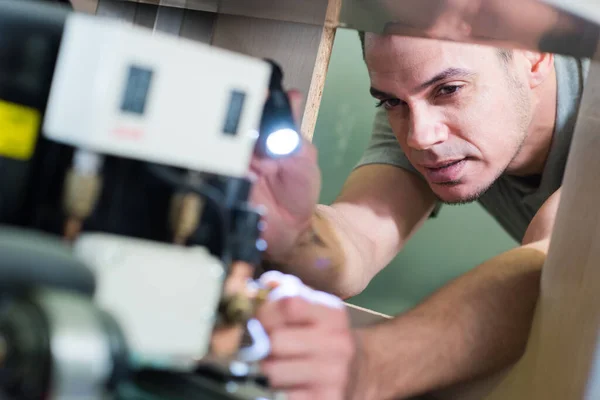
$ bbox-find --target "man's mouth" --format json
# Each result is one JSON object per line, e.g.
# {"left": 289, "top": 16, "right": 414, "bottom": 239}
{"left": 421, "top": 158, "right": 468, "bottom": 183}
{"left": 423, "top": 159, "right": 465, "bottom": 170}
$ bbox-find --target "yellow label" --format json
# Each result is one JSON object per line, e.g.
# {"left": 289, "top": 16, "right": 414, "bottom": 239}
{"left": 0, "top": 99, "right": 41, "bottom": 161}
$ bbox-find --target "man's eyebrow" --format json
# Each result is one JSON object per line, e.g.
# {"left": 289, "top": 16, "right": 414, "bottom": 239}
{"left": 414, "top": 68, "right": 475, "bottom": 92}
{"left": 369, "top": 87, "right": 395, "bottom": 99}
{"left": 369, "top": 68, "right": 475, "bottom": 99}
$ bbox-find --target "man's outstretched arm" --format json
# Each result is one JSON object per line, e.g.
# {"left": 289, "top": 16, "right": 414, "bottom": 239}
{"left": 267, "top": 164, "right": 437, "bottom": 299}
{"left": 352, "top": 189, "right": 561, "bottom": 400}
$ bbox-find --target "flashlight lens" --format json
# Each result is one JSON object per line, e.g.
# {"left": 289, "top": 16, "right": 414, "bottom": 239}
{"left": 265, "top": 128, "right": 300, "bottom": 156}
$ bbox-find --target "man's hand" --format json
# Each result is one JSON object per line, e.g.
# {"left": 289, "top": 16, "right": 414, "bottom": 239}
{"left": 255, "top": 271, "right": 357, "bottom": 400}
{"left": 249, "top": 90, "right": 322, "bottom": 261}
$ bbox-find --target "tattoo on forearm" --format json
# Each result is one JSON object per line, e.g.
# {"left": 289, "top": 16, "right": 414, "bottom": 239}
{"left": 261, "top": 211, "right": 345, "bottom": 281}
{"left": 299, "top": 223, "right": 327, "bottom": 248}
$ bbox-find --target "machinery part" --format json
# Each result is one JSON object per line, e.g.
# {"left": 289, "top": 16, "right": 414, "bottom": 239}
{"left": 116, "top": 368, "right": 285, "bottom": 400}
{"left": 73, "top": 233, "right": 225, "bottom": 372}
{"left": 62, "top": 149, "right": 104, "bottom": 240}
{"left": 43, "top": 12, "right": 270, "bottom": 179}
{"left": 146, "top": 163, "right": 231, "bottom": 263}
{"left": 0, "top": 225, "right": 95, "bottom": 296}
{"left": 257, "top": 60, "right": 301, "bottom": 158}
{"left": 230, "top": 203, "right": 265, "bottom": 266}
{"left": 236, "top": 318, "right": 270, "bottom": 364}
{"left": 169, "top": 191, "right": 203, "bottom": 245}
{"left": 0, "top": 2, "right": 274, "bottom": 263}
{"left": 219, "top": 293, "right": 254, "bottom": 325}
{"left": 0, "top": 293, "right": 50, "bottom": 399}
{"left": 0, "top": 0, "right": 69, "bottom": 226}
{"left": 0, "top": 289, "right": 128, "bottom": 400}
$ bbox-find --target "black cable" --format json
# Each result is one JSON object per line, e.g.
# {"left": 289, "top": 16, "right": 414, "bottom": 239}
{"left": 145, "top": 164, "right": 232, "bottom": 267}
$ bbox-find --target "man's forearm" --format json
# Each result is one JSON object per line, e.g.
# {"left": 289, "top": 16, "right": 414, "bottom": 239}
{"left": 263, "top": 205, "right": 374, "bottom": 298}
{"left": 354, "top": 244, "right": 547, "bottom": 400}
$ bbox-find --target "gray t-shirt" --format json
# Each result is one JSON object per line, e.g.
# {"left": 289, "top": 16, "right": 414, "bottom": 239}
{"left": 356, "top": 55, "right": 589, "bottom": 243}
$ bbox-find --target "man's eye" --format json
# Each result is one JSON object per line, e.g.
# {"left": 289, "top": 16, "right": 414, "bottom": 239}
{"left": 375, "top": 98, "right": 402, "bottom": 110}
{"left": 437, "top": 85, "right": 462, "bottom": 97}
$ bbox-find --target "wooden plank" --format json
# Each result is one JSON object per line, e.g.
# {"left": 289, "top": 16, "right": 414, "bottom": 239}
{"left": 338, "top": 0, "right": 600, "bottom": 61}
{"left": 522, "top": 57, "right": 600, "bottom": 400}
{"left": 179, "top": 9, "right": 215, "bottom": 44}
{"left": 472, "top": 60, "right": 600, "bottom": 400}
{"left": 210, "top": 15, "right": 323, "bottom": 139}
{"left": 300, "top": 0, "right": 341, "bottom": 141}
{"left": 95, "top": 1, "right": 215, "bottom": 42}
{"left": 129, "top": 0, "right": 218, "bottom": 13}
{"left": 218, "top": 0, "right": 328, "bottom": 26}
{"left": 74, "top": 0, "right": 218, "bottom": 15}
{"left": 103, "top": 0, "right": 330, "bottom": 25}
{"left": 132, "top": 2, "right": 158, "bottom": 29}
{"left": 152, "top": 4, "right": 185, "bottom": 35}
{"left": 346, "top": 303, "right": 390, "bottom": 328}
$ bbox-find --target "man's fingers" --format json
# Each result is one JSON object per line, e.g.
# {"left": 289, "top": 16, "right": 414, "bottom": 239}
{"left": 256, "top": 297, "right": 348, "bottom": 334}
{"left": 268, "top": 326, "right": 351, "bottom": 358}
{"left": 282, "top": 390, "right": 313, "bottom": 400}
{"left": 285, "top": 388, "right": 344, "bottom": 400}
{"left": 295, "top": 137, "right": 318, "bottom": 163}
{"left": 261, "top": 358, "right": 349, "bottom": 389}
{"left": 255, "top": 300, "right": 287, "bottom": 333}
{"left": 287, "top": 89, "right": 304, "bottom": 124}
{"left": 277, "top": 296, "right": 349, "bottom": 327}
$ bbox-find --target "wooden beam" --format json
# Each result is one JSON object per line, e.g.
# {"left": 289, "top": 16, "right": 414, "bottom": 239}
{"left": 442, "top": 59, "right": 600, "bottom": 400}
{"left": 301, "top": 0, "right": 341, "bottom": 141}
{"left": 516, "top": 57, "right": 600, "bottom": 400}
{"left": 91, "top": 0, "right": 330, "bottom": 25}
{"left": 217, "top": 0, "right": 328, "bottom": 26}
{"left": 346, "top": 303, "right": 390, "bottom": 328}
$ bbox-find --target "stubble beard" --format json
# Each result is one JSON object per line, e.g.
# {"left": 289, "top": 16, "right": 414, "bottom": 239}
{"left": 433, "top": 68, "right": 532, "bottom": 206}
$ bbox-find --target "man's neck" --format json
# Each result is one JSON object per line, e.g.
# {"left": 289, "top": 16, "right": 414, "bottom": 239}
{"left": 507, "top": 66, "right": 558, "bottom": 177}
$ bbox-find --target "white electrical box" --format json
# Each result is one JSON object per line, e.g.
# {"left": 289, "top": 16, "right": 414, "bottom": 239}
{"left": 74, "top": 233, "right": 225, "bottom": 371}
{"left": 44, "top": 14, "right": 271, "bottom": 178}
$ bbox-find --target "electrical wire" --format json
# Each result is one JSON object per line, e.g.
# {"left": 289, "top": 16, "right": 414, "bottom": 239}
{"left": 145, "top": 164, "right": 232, "bottom": 267}
{"left": 236, "top": 318, "right": 270, "bottom": 363}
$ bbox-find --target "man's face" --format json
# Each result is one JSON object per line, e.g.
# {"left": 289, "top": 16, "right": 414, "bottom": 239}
{"left": 365, "top": 35, "right": 532, "bottom": 204}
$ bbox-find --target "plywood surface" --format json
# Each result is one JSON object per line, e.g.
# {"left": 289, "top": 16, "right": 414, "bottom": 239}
{"left": 179, "top": 9, "right": 215, "bottom": 43}
{"left": 210, "top": 15, "right": 323, "bottom": 138}
{"left": 522, "top": 58, "right": 600, "bottom": 400}
{"left": 479, "top": 60, "right": 600, "bottom": 400}
{"left": 218, "top": 0, "right": 328, "bottom": 26}
{"left": 94, "top": 0, "right": 330, "bottom": 25}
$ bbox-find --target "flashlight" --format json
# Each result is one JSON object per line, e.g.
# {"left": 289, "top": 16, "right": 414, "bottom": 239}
{"left": 256, "top": 60, "right": 302, "bottom": 158}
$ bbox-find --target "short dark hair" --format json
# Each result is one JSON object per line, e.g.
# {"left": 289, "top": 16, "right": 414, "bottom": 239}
{"left": 358, "top": 31, "right": 513, "bottom": 64}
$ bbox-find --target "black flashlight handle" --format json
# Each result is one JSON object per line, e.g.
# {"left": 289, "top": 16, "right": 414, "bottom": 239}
{"left": 256, "top": 59, "right": 301, "bottom": 158}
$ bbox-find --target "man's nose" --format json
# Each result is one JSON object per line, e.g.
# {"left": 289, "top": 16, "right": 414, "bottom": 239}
{"left": 406, "top": 107, "right": 449, "bottom": 150}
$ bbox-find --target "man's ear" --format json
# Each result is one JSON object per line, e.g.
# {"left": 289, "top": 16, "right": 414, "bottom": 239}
{"left": 520, "top": 51, "right": 554, "bottom": 88}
